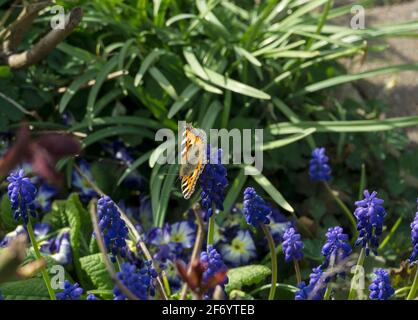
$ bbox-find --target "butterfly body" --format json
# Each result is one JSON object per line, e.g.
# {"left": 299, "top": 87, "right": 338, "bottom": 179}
{"left": 180, "top": 124, "right": 207, "bottom": 199}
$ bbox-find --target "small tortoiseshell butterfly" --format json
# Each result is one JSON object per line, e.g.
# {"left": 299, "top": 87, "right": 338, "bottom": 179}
{"left": 180, "top": 123, "right": 207, "bottom": 199}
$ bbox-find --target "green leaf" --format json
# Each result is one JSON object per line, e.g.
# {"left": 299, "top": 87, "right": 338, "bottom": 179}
{"left": 225, "top": 265, "right": 271, "bottom": 294}
{"left": 234, "top": 46, "right": 262, "bottom": 67}
{"left": 59, "top": 69, "right": 98, "bottom": 113}
{"left": 0, "top": 195, "right": 18, "bottom": 231}
{"left": 134, "top": 49, "right": 163, "bottom": 86}
{"left": 155, "top": 165, "right": 178, "bottom": 227}
{"left": 149, "top": 67, "right": 178, "bottom": 100}
{"left": 0, "top": 278, "right": 50, "bottom": 300}
{"left": 194, "top": 67, "right": 270, "bottom": 100}
{"left": 245, "top": 166, "right": 294, "bottom": 212}
{"left": 79, "top": 253, "right": 113, "bottom": 291}
{"left": 85, "top": 56, "right": 119, "bottom": 126}
{"left": 268, "top": 116, "right": 418, "bottom": 135}
{"left": 82, "top": 126, "right": 154, "bottom": 148}
{"left": 117, "top": 151, "right": 152, "bottom": 186}
{"left": 168, "top": 84, "right": 200, "bottom": 119}
{"left": 294, "top": 64, "right": 418, "bottom": 96}
{"left": 262, "top": 128, "right": 316, "bottom": 151}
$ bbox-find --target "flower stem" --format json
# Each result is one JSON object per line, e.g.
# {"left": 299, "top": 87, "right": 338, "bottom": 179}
{"left": 261, "top": 224, "right": 277, "bottom": 300}
{"left": 26, "top": 220, "right": 56, "bottom": 300}
{"left": 323, "top": 182, "right": 357, "bottom": 237}
{"left": 293, "top": 259, "right": 302, "bottom": 285}
{"left": 207, "top": 214, "right": 215, "bottom": 246}
{"left": 324, "top": 283, "right": 333, "bottom": 300}
{"left": 407, "top": 266, "right": 418, "bottom": 300}
{"left": 348, "top": 248, "right": 366, "bottom": 300}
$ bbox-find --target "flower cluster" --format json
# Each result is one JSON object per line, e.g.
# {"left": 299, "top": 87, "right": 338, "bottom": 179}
{"left": 56, "top": 281, "right": 83, "bottom": 300}
{"left": 295, "top": 267, "right": 328, "bottom": 300}
{"left": 409, "top": 201, "right": 418, "bottom": 263}
{"left": 113, "top": 262, "right": 156, "bottom": 300}
{"left": 7, "top": 169, "right": 37, "bottom": 224}
{"left": 369, "top": 269, "right": 394, "bottom": 300}
{"left": 282, "top": 225, "right": 304, "bottom": 263}
{"left": 199, "top": 146, "right": 228, "bottom": 219}
{"left": 321, "top": 226, "right": 352, "bottom": 269}
{"left": 200, "top": 246, "right": 228, "bottom": 285}
{"left": 354, "top": 190, "right": 386, "bottom": 256}
{"left": 97, "top": 195, "right": 128, "bottom": 262}
{"left": 309, "top": 147, "right": 331, "bottom": 182}
{"left": 242, "top": 187, "right": 271, "bottom": 227}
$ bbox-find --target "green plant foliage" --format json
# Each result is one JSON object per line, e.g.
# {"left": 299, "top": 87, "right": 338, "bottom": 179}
{"left": 225, "top": 265, "right": 271, "bottom": 294}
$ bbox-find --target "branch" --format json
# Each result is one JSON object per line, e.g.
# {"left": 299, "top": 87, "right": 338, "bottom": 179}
{"left": 1, "top": 1, "right": 52, "bottom": 53}
{"left": 5, "top": 7, "right": 83, "bottom": 69}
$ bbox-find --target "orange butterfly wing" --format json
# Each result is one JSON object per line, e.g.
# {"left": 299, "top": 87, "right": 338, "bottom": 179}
{"left": 180, "top": 124, "right": 206, "bottom": 199}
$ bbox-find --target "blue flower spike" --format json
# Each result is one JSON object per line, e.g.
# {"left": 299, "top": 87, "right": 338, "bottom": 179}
{"left": 309, "top": 147, "right": 332, "bottom": 182}
{"left": 282, "top": 225, "right": 304, "bottom": 263}
{"left": 97, "top": 195, "right": 129, "bottom": 262}
{"left": 409, "top": 200, "right": 418, "bottom": 264}
{"left": 56, "top": 280, "right": 83, "bottom": 300}
{"left": 199, "top": 146, "right": 228, "bottom": 219}
{"left": 243, "top": 187, "right": 271, "bottom": 227}
{"left": 7, "top": 169, "right": 37, "bottom": 224}
{"left": 369, "top": 269, "right": 394, "bottom": 300}
{"left": 354, "top": 190, "right": 386, "bottom": 256}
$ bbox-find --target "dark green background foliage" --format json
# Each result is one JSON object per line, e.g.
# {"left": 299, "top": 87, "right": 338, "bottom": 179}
{"left": 1, "top": 0, "right": 418, "bottom": 299}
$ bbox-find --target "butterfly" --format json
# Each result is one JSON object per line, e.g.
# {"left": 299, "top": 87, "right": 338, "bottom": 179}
{"left": 180, "top": 123, "right": 207, "bottom": 199}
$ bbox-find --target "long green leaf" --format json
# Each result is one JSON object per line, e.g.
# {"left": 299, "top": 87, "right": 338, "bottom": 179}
{"left": 269, "top": 116, "right": 418, "bottom": 135}
{"left": 262, "top": 128, "right": 316, "bottom": 151}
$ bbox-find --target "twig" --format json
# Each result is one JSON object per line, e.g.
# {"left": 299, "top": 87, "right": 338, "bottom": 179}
{"left": 180, "top": 205, "right": 204, "bottom": 300}
{"left": 89, "top": 199, "right": 139, "bottom": 300}
{"left": 57, "top": 70, "right": 129, "bottom": 93}
{"left": 2, "top": 0, "right": 52, "bottom": 53}
{"left": 74, "top": 164, "right": 168, "bottom": 300}
{"left": 5, "top": 7, "right": 83, "bottom": 69}
{"left": 0, "top": 92, "right": 41, "bottom": 120}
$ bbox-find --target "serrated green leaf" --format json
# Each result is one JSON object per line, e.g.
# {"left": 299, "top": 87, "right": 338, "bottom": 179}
{"left": 225, "top": 265, "right": 271, "bottom": 294}
{"left": 0, "top": 195, "right": 18, "bottom": 232}
{"left": 79, "top": 253, "right": 113, "bottom": 291}
{"left": 0, "top": 278, "right": 50, "bottom": 300}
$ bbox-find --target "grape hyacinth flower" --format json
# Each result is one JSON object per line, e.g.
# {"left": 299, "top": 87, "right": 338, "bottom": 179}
{"left": 220, "top": 230, "right": 257, "bottom": 266}
{"left": 282, "top": 225, "right": 304, "bottom": 263}
{"left": 86, "top": 293, "right": 98, "bottom": 300}
{"left": 242, "top": 187, "right": 277, "bottom": 300}
{"left": 200, "top": 246, "right": 228, "bottom": 285}
{"left": 295, "top": 267, "right": 328, "bottom": 300}
{"left": 409, "top": 202, "right": 418, "bottom": 263}
{"left": 113, "top": 262, "right": 156, "bottom": 300}
{"left": 97, "top": 195, "right": 129, "bottom": 262}
{"left": 56, "top": 281, "right": 83, "bottom": 300}
{"left": 199, "top": 146, "right": 228, "bottom": 219}
{"left": 309, "top": 147, "right": 331, "bottom": 182}
{"left": 354, "top": 190, "right": 386, "bottom": 256}
{"left": 321, "top": 226, "right": 352, "bottom": 269}
{"left": 243, "top": 187, "right": 271, "bottom": 227}
{"left": 369, "top": 269, "right": 394, "bottom": 300}
{"left": 7, "top": 169, "right": 37, "bottom": 224}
